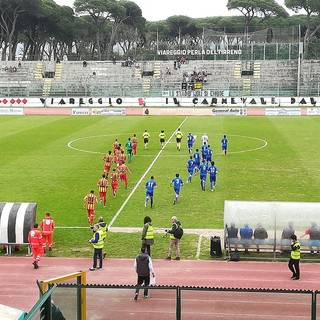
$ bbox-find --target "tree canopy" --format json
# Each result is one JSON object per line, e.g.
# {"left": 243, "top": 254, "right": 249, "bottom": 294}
{"left": 1, "top": 0, "right": 320, "bottom": 60}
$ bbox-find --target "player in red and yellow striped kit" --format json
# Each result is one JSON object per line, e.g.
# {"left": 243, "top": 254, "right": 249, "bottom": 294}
{"left": 110, "top": 168, "right": 119, "bottom": 198}
{"left": 118, "top": 161, "right": 131, "bottom": 189}
{"left": 103, "top": 151, "right": 114, "bottom": 173}
{"left": 97, "top": 173, "right": 108, "bottom": 207}
{"left": 84, "top": 190, "right": 98, "bottom": 226}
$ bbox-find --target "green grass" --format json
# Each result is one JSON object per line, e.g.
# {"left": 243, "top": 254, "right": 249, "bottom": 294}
{"left": 0, "top": 115, "right": 319, "bottom": 259}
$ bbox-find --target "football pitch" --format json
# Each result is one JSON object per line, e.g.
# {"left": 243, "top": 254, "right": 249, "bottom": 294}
{"left": 0, "top": 115, "right": 319, "bottom": 260}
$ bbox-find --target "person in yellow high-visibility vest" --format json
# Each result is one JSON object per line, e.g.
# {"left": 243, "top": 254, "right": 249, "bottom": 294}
{"left": 159, "top": 130, "right": 166, "bottom": 149}
{"left": 288, "top": 234, "right": 300, "bottom": 280}
{"left": 141, "top": 216, "right": 154, "bottom": 256}
{"left": 88, "top": 224, "right": 104, "bottom": 271}
{"left": 175, "top": 128, "right": 183, "bottom": 151}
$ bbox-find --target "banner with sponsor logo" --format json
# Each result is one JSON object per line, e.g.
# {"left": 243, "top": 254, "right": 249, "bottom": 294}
{"left": 212, "top": 108, "right": 247, "bottom": 116}
{"left": 0, "top": 108, "right": 24, "bottom": 115}
{"left": 71, "top": 108, "right": 90, "bottom": 116}
{"left": 306, "top": 108, "right": 320, "bottom": 116}
{"left": 265, "top": 108, "right": 301, "bottom": 116}
{"left": 0, "top": 96, "right": 320, "bottom": 110}
{"left": 91, "top": 108, "right": 126, "bottom": 116}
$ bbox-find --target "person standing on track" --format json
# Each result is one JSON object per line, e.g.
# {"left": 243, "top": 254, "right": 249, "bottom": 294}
{"left": 133, "top": 246, "right": 155, "bottom": 300}
{"left": 288, "top": 234, "right": 301, "bottom": 280}
{"left": 28, "top": 223, "right": 44, "bottom": 269}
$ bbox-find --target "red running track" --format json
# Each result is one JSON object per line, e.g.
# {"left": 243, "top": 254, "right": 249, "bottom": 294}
{"left": 0, "top": 256, "right": 319, "bottom": 319}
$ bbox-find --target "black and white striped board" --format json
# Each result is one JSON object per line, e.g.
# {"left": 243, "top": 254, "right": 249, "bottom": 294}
{"left": 0, "top": 202, "right": 37, "bottom": 245}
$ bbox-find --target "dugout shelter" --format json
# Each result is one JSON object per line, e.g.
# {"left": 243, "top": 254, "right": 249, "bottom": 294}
{"left": 224, "top": 200, "right": 320, "bottom": 259}
{"left": 0, "top": 202, "right": 37, "bottom": 255}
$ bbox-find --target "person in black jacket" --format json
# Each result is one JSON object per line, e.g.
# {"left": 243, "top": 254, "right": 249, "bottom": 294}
{"left": 133, "top": 246, "right": 155, "bottom": 300}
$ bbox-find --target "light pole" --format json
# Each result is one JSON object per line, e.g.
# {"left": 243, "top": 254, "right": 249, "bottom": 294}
{"left": 49, "top": 37, "right": 55, "bottom": 61}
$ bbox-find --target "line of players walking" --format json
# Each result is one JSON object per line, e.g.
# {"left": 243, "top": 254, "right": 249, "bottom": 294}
{"left": 185, "top": 132, "right": 228, "bottom": 192}
{"left": 144, "top": 130, "right": 229, "bottom": 207}
{"left": 83, "top": 135, "right": 137, "bottom": 227}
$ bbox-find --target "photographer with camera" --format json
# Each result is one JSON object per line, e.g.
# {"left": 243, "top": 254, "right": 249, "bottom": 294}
{"left": 164, "top": 216, "right": 183, "bottom": 261}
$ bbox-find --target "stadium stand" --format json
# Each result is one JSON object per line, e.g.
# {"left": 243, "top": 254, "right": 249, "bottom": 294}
{"left": 0, "top": 59, "right": 318, "bottom": 98}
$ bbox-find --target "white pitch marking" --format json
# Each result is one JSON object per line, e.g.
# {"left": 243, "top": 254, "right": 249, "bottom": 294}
{"left": 108, "top": 117, "right": 188, "bottom": 228}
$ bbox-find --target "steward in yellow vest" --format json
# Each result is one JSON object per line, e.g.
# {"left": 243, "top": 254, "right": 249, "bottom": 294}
{"left": 141, "top": 216, "right": 154, "bottom": 256}
{"left": 288, "top": 234, "right": 300, "bottom": 280}
{"left": 89, "top": 224, "right": 104, "bottom": 271}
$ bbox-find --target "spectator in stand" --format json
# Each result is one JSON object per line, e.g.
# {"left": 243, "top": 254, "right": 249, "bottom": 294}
{"left": 240, "top": 223, "right": 253, "bottom": 253}
{"left": 253, "top": 223, "right": 268, "bottom": 252}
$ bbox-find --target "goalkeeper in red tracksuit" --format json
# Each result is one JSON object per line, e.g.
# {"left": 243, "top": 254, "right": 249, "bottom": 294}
{"left": 28, "top": 223, "right": 44, "bottom": 269}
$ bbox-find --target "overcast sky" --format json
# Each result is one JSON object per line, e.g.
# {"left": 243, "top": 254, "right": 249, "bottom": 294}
{"left": 53, "top": 0, "right": 289, "bottom": 21}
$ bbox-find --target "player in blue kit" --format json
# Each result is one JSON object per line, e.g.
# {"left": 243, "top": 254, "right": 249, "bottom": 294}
{"left": 198, "top": 160, "right": 208, "bottom": 191}
{"left": 170, "top": 173, "right": 184, "bottom": 205}
{"left": 193, "top": 148, "right": 201, "bottom": 173}
{"left": 207, "top": 161, "right": 218, "bottom": 191}
{"left": 187, "top": 132, "right": 195, "bottom": 154}
{"left": 186, "top": 156, "right": 196, "bottom": 183}
{"left": 201, "top": 142, "right": 208, "bottom": 161}
{"left": 221, "top": 134, "right": 228, "bottom": 155}
{"left": 205, "top": 145, "right": 213, "bottom": 163}
{"left": 145, "top": 176, "right": 157, "bottom": 208}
